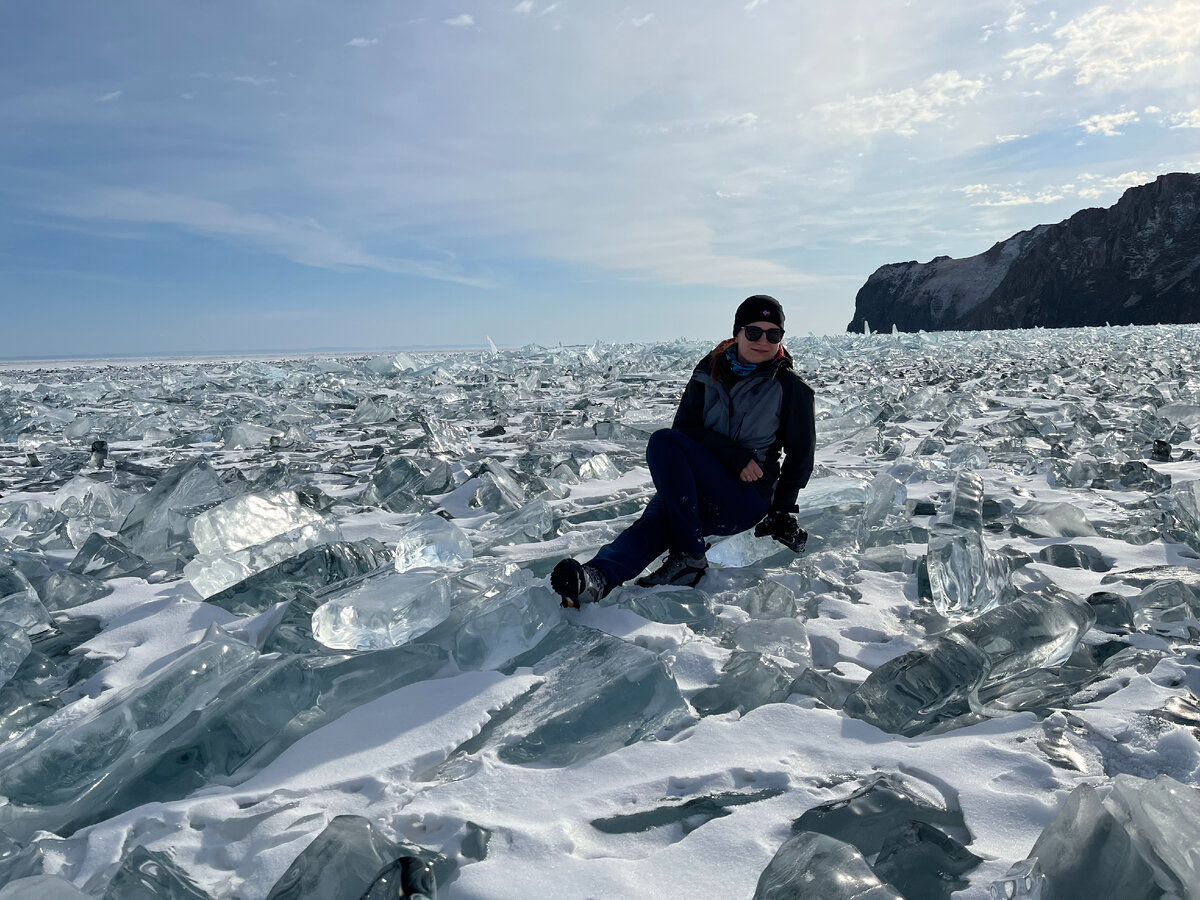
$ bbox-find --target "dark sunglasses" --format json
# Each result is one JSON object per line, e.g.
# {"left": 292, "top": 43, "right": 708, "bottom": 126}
{"left": 742, "top": 325, "right": 785, "bottom": 343}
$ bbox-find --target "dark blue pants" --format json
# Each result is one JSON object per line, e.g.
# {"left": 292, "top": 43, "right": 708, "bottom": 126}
{"left": 588, "top": 429, "right": 769, "bottom": 587}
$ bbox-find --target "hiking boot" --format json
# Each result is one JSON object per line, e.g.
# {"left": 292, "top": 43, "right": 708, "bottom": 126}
{"left": 636, "top": 552, "right": 708, "bottom": 588}
{"left": 551, "top": 559, "right": 610, "bottom": 608}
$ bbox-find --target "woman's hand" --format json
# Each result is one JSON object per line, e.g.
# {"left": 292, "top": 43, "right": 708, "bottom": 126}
{"left": 740, "top": 459, "right": 763, "bottom": 482}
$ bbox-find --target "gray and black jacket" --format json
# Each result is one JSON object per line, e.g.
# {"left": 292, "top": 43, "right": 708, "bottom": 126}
{"left": 672, "top": 342, "right": 816, "bottom": 513}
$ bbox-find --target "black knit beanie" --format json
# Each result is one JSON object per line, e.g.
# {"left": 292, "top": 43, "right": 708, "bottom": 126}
{"left": 733, "top": 295, "right": 785, "bottom": 336}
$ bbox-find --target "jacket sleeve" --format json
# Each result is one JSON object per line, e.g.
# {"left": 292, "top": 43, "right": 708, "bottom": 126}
{"left": 672, "top": 374, "right": 757, "bottom": 475}
{"left": 770, "top": 377, "right": 816, "bottom": 512}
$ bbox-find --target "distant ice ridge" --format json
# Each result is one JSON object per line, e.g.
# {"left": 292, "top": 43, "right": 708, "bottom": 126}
{"left": 0, "top": 325, "right": 1199, "bottom": 897}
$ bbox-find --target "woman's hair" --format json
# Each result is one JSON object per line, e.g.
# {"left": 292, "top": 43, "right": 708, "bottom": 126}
{"left": 708, "top": 337, "right": 738, "bottom": 386}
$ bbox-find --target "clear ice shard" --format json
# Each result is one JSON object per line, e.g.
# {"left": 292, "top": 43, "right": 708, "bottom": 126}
{"left": 949, "top": 470, "right": 985, "bottom": 531}
{"left": 871, "top": 820, "right": 982, "bottom": 900}
{"left": 843, "top": 591, "right": 1096, "bottom": 735}
{"left": 438, "top": 626, "right": 690, "bottom": 768}
{"left": 791, "top": 774, "right": 971, "bottom": 857}
{"left": 690, "top": 651, "right": 794, "bottom": 716}
{"left": 1, "top": 621, "right": 32, "bottom": 688}
{"left": 100, "top": 845, "right": 212, "bottom": 900}
{"left": 1003, "top": 780, "right": 1172, "bottom": 900}
{"left": 186, "top": 489, "right": 328, "bottom": 557}
{"left": 1012, "top": 501, "right": 1097, "bottom": 538}
{"left": 117, "top": 458, "right": 231, "bottom": 564}
{"left": 393, "top": 514, "right": 473, "bottom": 572}
{"left": 451, "top": 584, "right": 563, "bottom": 671}
{"left": 311, "top": 569, "right": 452, "bottom": 650}
{"left": 0, "top": 625, "right": 259, "bottom": 840}
{"left": 925, "top": 525, "right": 1008, "bottom": 616}
{"left": 66, "top": 533, "right": 148, "bottom": 580}
{"left": 264, "top": 814, "right": 450, "bottom": 900}
{"left": 0, "top": 875, "right": 92, "bottom": 899}
{"left": 621, "top": 588, "right": 718, "bottom": 632}
{"left": 752, "top": 831, "right": 903, "bottom": 899}
{"left": 0, "top": 565, "right": 50, "bottom": 634}
{"left": 37, "top": 571, "right": 111, "bottom": 611}
{"left": 184, "top": 519, "right": 343, "bottom": 599}
{"left": 206, "top": 539, "right": 389, "bottom": 616}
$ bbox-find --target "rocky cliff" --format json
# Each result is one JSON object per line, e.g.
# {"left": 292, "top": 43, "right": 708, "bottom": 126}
{"left": 847, "top": 172, "right": 1200, "bottom": 333}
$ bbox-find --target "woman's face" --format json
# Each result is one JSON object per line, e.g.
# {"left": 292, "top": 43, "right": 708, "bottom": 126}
{"left": 735, "top": 320, "right": 783, "bottom": 365}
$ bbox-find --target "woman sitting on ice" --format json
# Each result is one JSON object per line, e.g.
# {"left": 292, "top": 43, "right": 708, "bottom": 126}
{"left": 551, "top": 295, "right": 816, "bottom": 607}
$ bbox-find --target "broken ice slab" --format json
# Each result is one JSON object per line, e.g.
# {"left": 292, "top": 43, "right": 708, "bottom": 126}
{"left": 0, "top": 625, "right": 259, "bottom": 841}
{"left": 184, "top": 520, "right": 343, "bottom": 599}
{"left": 1008, "top": 776, "right": 1200, "bottom": 900}
{"left": 1038, "top": 543, "right": 1111, "bottom": 572}
{"left": 860, "top": 472, "right": 906, "bottom": 533}
{"left": 1087, "top": 591, "right": 1137, "bottom": 632}
{"left": 1, "top": 621, "right": 31, "bottom": 688}
{"left": 709, "top": 577, "right": 798, "bottom": 619}
{"left": 222, "top": 422, "right": 282, "bottom": 449}
{"left": 394, "top": 514, "right": 473, "bottom": 572}
{"left": 87, "top": 643, "right": 448, "bottom": 831}
{"left": 1012, "top": 500, "right": 1097, "bottom": 538}
{"left": 1129, "top": 579, "right": 1200, "bottom": 637}
{"left": 468, "top": 460, "right": 528, "bottom": 513}
{"left": 707, "top": 529, "right": 792, "bottom": 568}
{"left": 724, "top": 619, "right": 812, "bottom": 669}
{"left": 791, "top": 773, "right": 971, "bottom": 857}
{"left": 872, "top": 820, "right": 982, "bottom": 900}
{"left": 577, "top": 452, "right": 619, "bottom": 480}
{"left": 752, "top": 831, "right": 903, "bottom": 899}
{"left": 265, "top": 815, "right": 451, "bottom": 900}
{"left": 620, "top": 588, "right": 718, "bottom": 632}
{"left": 690, "top": 651, "right": 794, "bottom": 716}
{"left": 1163, "top": 479, "right": 1200, "bottom": 552}
{"left": 101, "top": 845, "right": 212, "bottom": 900}
{"left": 0, "top": 564, "right": 51, "bottom": 634}
{"left": 591, "top": 789, "right": 785, "bottom": 837}
{"left": 311, "top": 569, "right": 452, "bottom": 651}
{"left": 437, "top": 626, "right": 690, "bottom": 769}
{"left": 473, "top": 499, "right": 555, "bottom": 552}
{"left": 363, "top": 456, "right": 427, "bottom": 513}
{"left": 452, "top": 583, "right": 563, "bottom": 671}
{"left": 948, "top": 470, "right": 985, "bottom": 532}
{"left": 0, "top": 875, "right": 93, "bottom": 899}
{"left": 207, "top": 539, "right": 389, "bottom": 617}
{"left": 843, "top": 591, "right": 1095, "bottom": 736}
{"left": 955, "top": 588, "right": 1097, "bottom": 685}
{"left": 187, "top": 489, "right": 329, "bottom": 557}
{"left": 926, "top": 525, "right": 1009, "bottom": 616}
{"left": 37, "top": 571, "right": 112, "bottom": 612}
{"left": 117, "top": 458, "right": 232, "bottom": 564}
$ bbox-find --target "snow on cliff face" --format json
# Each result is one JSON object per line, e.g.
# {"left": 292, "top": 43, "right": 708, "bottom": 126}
{"left": 849, "top": 172, "right": 1200, "bottom": 333}
{"left": 866, "top": 226, "right": 1049, "bottom": 323}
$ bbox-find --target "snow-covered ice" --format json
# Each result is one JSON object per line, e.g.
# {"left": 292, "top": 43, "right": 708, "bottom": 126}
{"left": 1, "top": 326, "right": 1199, "bottom": 898}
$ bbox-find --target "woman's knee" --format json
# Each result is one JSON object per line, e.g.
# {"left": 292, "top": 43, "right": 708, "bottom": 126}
{"left": 646, "top": 428, "right": 686, "bottom": 466}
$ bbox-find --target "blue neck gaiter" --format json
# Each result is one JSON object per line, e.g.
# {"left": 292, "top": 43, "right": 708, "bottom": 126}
{"left": 725, "top": 345, "right": 757, "bottom": 377}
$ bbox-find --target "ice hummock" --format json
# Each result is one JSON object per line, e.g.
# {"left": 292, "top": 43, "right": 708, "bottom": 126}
{"left": 1, "top": 326, "right": 1199, "bottom": 898}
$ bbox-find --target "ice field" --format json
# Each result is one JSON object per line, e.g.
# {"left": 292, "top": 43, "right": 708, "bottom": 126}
{"left": 1, "top": 326, "right": 1199, "bottom": 899}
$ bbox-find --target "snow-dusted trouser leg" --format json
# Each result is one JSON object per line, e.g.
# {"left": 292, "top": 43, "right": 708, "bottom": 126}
{"left": 589, "top": 429, "right": 768, "bottom": 587}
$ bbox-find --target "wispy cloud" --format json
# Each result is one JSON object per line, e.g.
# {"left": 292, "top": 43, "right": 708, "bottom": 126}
{"left": 1007, "top": 0, "right": 1200, "bottom": 86}
{"left": 957, "top": 183, "right": 1067, "bottom": 207}
{"left": 513, "top": 1, "right": 534, "bottom": 13}
{"left": 813, "top": 71, "right": 986, "bottom": 137}
{"left": 52, "top": 189, "right": 487, "bottom": 286}
{"left": 445, "top": 14, "right": 475, "bottom": 28}
{"left": 98, "top": 91, "right": 122, "bottom": 102}
{"left": 1080, "top": 109, "right": 1139, "bottom": 136}
{"left": 346, "top": 37, "right": 379, "bottom": 47}
{"left": 1167, "top": 109, "right": 1200, "bottom": 128}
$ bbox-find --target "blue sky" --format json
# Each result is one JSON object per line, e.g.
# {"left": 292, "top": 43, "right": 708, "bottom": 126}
{"left": 2, "top": 0, "right": 1198, "bottom": 357}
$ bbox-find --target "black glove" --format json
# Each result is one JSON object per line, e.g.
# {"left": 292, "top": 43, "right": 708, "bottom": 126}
{"left": 755, "top": 510, "right": 808, "bottom": 553}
